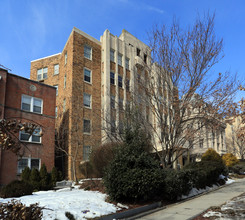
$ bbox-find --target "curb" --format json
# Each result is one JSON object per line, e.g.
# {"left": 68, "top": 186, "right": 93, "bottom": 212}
{"left": 99, "top": 201, "right": 163, "bottom": 220}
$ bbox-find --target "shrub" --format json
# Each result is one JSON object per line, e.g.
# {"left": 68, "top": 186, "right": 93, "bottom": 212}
{"left": 40, "top": 164, "right": 51, "bottom": 190}
{"left": 89, "top": 142, "right": 118, "bottom": 177}
{"left": 0, "top": 180, "right": 33, "bottom": 198}
{"left": 163, "top": 169, "right": 194, "bottom": 201}
{"left": 201, "top": 148, "right": 223, "bottom": 163}
{"left": 184, "top": 160, "right": 227, "bottom": 188}
{"left": 0, "top": 200, "right": 42, "bottom": 219}
{"left": 30, "top": 168, "right": 41, "bottom": 191}
{"left": 21, "top": 167, "right": 31, "bottom": 182}
{"left": 103, "top": 126, "right": 164, "bottom": 202}
{"left": 222, "top": 153, "right": 239, "bottom": 168}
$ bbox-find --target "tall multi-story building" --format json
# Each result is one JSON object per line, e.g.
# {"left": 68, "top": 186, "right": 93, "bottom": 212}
{"left": 30, "top": 28, "right": 151, "bottom": 179}
{"left": 0, "top": 67, "right": 56, "bottom": 186}
{"left": 30, "top": 27, "right": 227, "bottom": 177}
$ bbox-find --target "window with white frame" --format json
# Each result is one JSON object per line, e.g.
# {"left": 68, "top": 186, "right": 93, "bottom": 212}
{"left": 65, "top": 52, "right": 67, "bottom": 65}
{"left": 54, "top": 64, "right": 59, "bottom": 75}
{"left": 118, "top": 75, "right": 123, "bottom": 88}
{"left": 54, "top": 85, "right": 58, "bottom": 96}
{"left": 110, "top": 49, "right": 115, "bottom": 62}
{"left": 84, "top": 68, "right": 91, "bottom": 83}
{"left": 84, "top": 45, "right": 92, "bottom": 60}
{"left": 83, "top": 93, "right": 91, "bottom": 108}
{"left": 83, "top": 146, "right": 91, "bottom": 161}
{"left": 83, "top": 119, "right": 91, "bottom": 133}
{"left": 110, "top": 72, "right": 115, "bottom": 84}
{"left": 20, "top": 127, "right": 41, "bottom": 143}
{"left": 17, "top": 158, "right": 40, "bottom": 174}
{"left": 126, "top": 58, "right": 130, "bottom": 69}
{"left": 37, "top": 67, "right": 48, "bottom": 81}
{"left": 118, "top": 53, "right": 122, "bottom": 66}
{"left": 21, "top": 95, "right": 43, "bottom": 114}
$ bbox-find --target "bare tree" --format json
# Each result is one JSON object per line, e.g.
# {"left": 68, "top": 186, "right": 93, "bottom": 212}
{"left": 0, "top": 118, "right": 41, "bottom": 156}
{"left": 129, "top": 13, "right": 239, "bottom": 168}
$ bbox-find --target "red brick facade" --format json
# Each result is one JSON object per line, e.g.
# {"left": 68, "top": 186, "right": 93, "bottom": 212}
{"left": 0, "top": 68, "right": 56, "bottom": 186}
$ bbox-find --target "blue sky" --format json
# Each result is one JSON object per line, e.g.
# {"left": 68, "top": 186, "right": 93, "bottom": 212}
{"left": 0, "top": 0, "right": 245, "bottom": 99}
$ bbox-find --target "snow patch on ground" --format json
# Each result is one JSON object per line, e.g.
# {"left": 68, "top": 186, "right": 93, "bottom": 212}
{"left": 203, "top": 211, "right": 222, "bottom": 218}
{"left": 0, "top": 188, "right": 120, "bottom": 220}
{"left": 181, "top": 177, "right": 234, "bottom": 200}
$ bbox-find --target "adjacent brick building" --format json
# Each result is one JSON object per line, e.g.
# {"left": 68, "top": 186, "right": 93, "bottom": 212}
{"left": 0, "top": 67, "right": 56, "bottom": 186}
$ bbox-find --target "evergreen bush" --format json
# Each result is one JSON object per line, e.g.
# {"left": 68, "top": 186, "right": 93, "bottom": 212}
{"left": 222, "top": 153, "right": 239, "bottom": 168}
{"left": 103, "top": 126, "right": 164, "bottom": 202}
{"left": 40, "top": 164, "right": 51, "bottom": 190}
{"left": 30, "top": 168, "right": 41, "bottom": 191}
{"left": 201, "top": 148, "right": 223, "bottom": 163}
{"left": 0, "top": 180, "right": 33, "bottom": 198}
{"left": 163, "top": 169, "right": 194, "bottom": 200}
{"left": 21, "top": 167, "right": 31, "bottom": 182}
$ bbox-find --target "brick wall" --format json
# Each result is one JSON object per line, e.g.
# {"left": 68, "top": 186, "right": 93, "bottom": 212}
{"left": 0, "top": 72, "right": 56, "bottom": 185}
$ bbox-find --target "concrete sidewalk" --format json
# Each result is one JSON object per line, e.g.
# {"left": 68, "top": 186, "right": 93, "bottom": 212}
{"left": 138, "top": 178, "right": 245, "bottom": 220}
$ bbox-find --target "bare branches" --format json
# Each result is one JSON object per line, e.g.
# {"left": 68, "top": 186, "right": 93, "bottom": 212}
{"left": 0, "top": 119, "right": 41, "bottom": 155}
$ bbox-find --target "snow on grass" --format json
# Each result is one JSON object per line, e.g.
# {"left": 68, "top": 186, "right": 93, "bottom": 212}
{"left": 181, "top": 177, "right": 235, "bottom": 200}
{"left": 0, "top": 188, "right": 120, "bottom": 220}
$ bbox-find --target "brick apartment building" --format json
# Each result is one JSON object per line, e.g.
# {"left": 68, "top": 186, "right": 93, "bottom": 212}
{"left": 30, "top": 27, "right": 228, "bottom": 178}
{"left": 0, "top": 67, "right": 56, "bottom": 186}
{"left": 30, "top": 27, "right": 152, "bottom": 179}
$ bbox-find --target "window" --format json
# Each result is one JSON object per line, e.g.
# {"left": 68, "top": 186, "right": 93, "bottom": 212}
{"left": 126, "top": 58, "right": 130, "bottom": 70}
{"left": 65, "top": 52, "right": 67, "bottom": 65}
{"left": 54, "top": 64, "right": 59, "bottom": 75}
{"left": 63, "top": 99, "right": 66, "bottom": 112}
{"left": 17, "top": 158, "right": 40, "bottom": 174}
{"left": 118, "top": 75, "right": 123, "bottom": 88}
{"left": 137, "top": 48, "right": 141, "bottom": 56}
{"left": 110, "top": 49, "right": 115, "bottom": 62}
{"left": 199, "top": 139, "right": 204, "bottom": 148}
{"left": 111, "top": 119, "right": 116, "bottom": 133}
{"left": 64, "top": 74, "right": 67, "bottom": 88}
{"left": 21, "top": 95, "right": 42, "bottom": 114}
{"left": 110, "top": 72, "right": 115, "bottom": 84}
{"left": 83, "top": 119, "right": 91, "bottom": 133}
{"left": 37, "top": 67, "right": 48, "bottom": 81}
{"left": 110, "top": 95, "right": 115, "bottom": 109}
{"left": 55, "top": 106, "right": 57, "bottom": 118}
{"left": 84, "top": 68, "right": 91, "bottom": 83}
{"left": 119, "top": 98, "right": 123, "bottom": 110}
{"left": 84, "top": 45, "right": 92, "bottom": 59}
{"left": 83, "top": 93, "right": 91, "bottom": 108}
{"left": 83, "top": 146, "right": 91, "bottom": 161}
{"left": 144, "top": 54, "right": 147, "bottom": 63}
{"left": 54, "top": 85, "right": 58, "bottom": 96}
{"left": 126, "top": 79, "right": 130, "bottom": 91}
{"left": 118, "top": 53, "right": 122, "bottom": 66}
{"left": 20, "top": 127, "right": 41, "bottom": 143}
